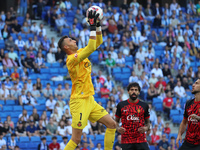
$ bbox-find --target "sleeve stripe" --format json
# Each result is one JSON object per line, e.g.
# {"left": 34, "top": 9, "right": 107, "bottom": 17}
{"left": 115, "top": 115, "right": 121, "bottom": 118}
{"left": 145, "top": 116, "right": 150, "bottom": 119}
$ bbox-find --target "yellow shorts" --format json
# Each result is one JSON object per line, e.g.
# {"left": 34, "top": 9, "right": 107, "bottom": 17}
{"left": 70, "top": 95, "right": 108, "bottom": 129}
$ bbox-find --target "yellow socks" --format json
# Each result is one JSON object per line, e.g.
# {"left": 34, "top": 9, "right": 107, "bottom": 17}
{"left": 104, "top": 128, "right": 116, "bottom": 150}
{"left": 64, "top": 140, "right": 77, "bottom": 150}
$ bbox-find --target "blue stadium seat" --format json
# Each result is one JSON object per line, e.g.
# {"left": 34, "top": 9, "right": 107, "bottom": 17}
{"left": 45, "top": 63, "right": 51, "bottom": 68}
{"left": 152, "top": 98, "right": 162, "bottom": 105}
{"left": 170, "top": 110, "right": 179, "bottom": 118}
{"left": 3, "top": 106, "right": 13, "bottom": 112}
{"left": 11, "top": 111, "right": 21, "bottom": 118}
{"left": 168, "top": 133, "right": 178, "bottom": 139}
{"left": 121, "top": 73, "right": 130, "bottom": 80}
{"left": 112, "top": 7, "right": 120, "bottom": 12}
{"left": 150, "top": 145, "right": 156, "bottom": 150}
{"left": 10, "top": 33, "right": 17, "bottom": 40}
{"left": 66, "top": 17, "right": 74, "bottom": 22}
{"left": 52, "top": 63, "right": 61, "bottom": 68}
{"left": 60, "top": 69, "right": 68, "bottom": 75}
{"left": 125, "top": 56, "right": 133, "bottom": 62}
{"left": 30, "top": 136, "right": 41, "bottom": 142}
{"left": 122, "top": 79, "right": 129, "bottom": 87}
{"left": 154, "top": 103, "right": 163, "bottom": 112}
{"left": 29, "top": 74, "right": 38, "bottom": 80}
{"left": 19, "top": 136, "right": 30, "bottom": 142}
{"left": 96, "top": 135, "right": 104, "bottom": 141}
{"left": 61, "top": 28, "right": 70, "bottom": 36}
{"left": 114, "top": 73, "right": 122, "bottom": 81}
{"left": 56, "top": 136, "right": 62, "bottom": 142}
{"left": 12, "top": 118, "right": 19, "bottom": 124}
{"left": 35, "top": 105, "right": 46, "bottom": 111}
{"left": 50, "top": 68, "right": 59, "bottom": 74}
{"left": 18, "top": 143, "right": 28, "bottom": 149}
{"left": 24, "top": 105, "right": 33, "bottom": 111}
{"left": 6, "top": 100, "right": 15, "bottom": 105}
{"left": 27, "top": 33, "right": 34, "bottom": 39}
{"left": 122, "top": 68, "right": 131, "bottom": 74}
{"left": 0, "top": 100, "right": 5, "bottom": 105}
{"left": 45, "top": 136, "right": 52, "bottom": 142}
{"left": 40, "top": 68, "right": 50, "bottom": 74}
{"left": 29, "top": 143, "right": 38, "bottom": 148}
{"left": 18, "top": 33, "right": 26, "bottom": 40}
{"left": 112, "top": 67, "right": 121, "bottom": 74}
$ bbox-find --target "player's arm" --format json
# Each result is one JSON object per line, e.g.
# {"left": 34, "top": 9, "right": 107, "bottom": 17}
{"left": 96, "top": 22, "right": 103, "bottom": 48}
{"left": 115, "top": 104, "right": 126, "bottom": 134}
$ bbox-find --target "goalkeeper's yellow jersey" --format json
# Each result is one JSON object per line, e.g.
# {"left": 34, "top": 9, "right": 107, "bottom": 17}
{"left": 66, "top": 34, "right": 103, "bottom": 99}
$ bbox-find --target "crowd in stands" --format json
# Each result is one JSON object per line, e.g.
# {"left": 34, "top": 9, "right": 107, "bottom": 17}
{"left": 0, "top": 0, "right": 199, "bottom": 149}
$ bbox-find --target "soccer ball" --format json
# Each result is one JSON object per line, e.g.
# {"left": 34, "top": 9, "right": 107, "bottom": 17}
{"left": 86, "top": 6, "right": 103, "bottom": 23}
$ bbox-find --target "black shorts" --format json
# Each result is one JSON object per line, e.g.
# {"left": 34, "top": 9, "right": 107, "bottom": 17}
{"left": 121, "top": 142, "right": 150, "bottom": 150}
{"left": 179, "top": 141, "right": 200, "bottom": 150}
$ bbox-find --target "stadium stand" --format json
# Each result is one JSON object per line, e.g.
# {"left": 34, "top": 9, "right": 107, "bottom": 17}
{"left": 0, "top": 0, "right": 199, "bottom": 149}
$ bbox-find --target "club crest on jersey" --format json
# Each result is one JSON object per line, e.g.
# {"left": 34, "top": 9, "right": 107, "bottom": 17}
{"left": 77, "top": 121, "right": 82, "bottom": 127}
{"left": 74, "top": 53, "right": 78, "bottom": 58}
{"left": 84, "top": 62, "right": 91, "bottom": 68}
{"left": 199, "top": 108, "right": 200, "bottom": 113}
{"left": 137, "top": 108, "right": 141, "bottom": 113}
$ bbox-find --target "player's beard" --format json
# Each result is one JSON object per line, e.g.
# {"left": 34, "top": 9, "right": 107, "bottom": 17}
{"left": 129, "top": 93, "right": 138, "bottom": 101}
{"left": 191, "top": 90, "right": 199, "bottom": 94}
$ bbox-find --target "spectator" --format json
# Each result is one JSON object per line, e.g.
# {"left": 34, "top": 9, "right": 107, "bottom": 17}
{"left": 94, "top": 143, "right": 103, "bottom": 150}
{"left": 31, "top": 22, "right": 39, "bottom": 34}
{"left": 163, "top": 91, "right": 174, "bottom": 119}
{"left": 46, "top": 118, "right": 57, "bottom": 136}
{"left": 18, "top": 109, "right": 29, "bottom": 122}
{"left": 47, "top": 49, "right": 56, "bottom": 63}
{"left": 49, "top": 136, "right": 60, "bottom": 150}
{"left": 15, "top": 36, "right": 26, "bottom": 51}
{"left": 21, "top": 21, "right": 30, "bottom": 34}
{"left": 51, "top": 107, "right": 61, "bottom": 122}
{"left": 175, "top": 98, "right": 182, "bottom": 112}
{"left": 57, "top": 120, "right": 67, "bottom": 137}
{"left": 155, "top": 77, "right": 167, "bottom": 90}
{"left": 8, "top": 133, "right": 17, "bottom": 150}
{"left": 31, "top": 108, "right": 39, "bottom": 122}
{"left": 81, "top": 132, "right": 94, "bottom": 148}
{"left": 42, "top": 83, "right": 53, "bottom": 98}
{"left": 135, "top": 63, "right": 144, "bottom": 77}
{"left": 3, "top": 121, "right": 12, "bottom": 136}
{"left": 164, "top": 122, "right": 171, "bottom": 135}
{"left": 14, "top": 146, "right": 20, "bottom": 150}
{"left": 170, "top": 136, "right": 177, "bottom": 150}
{"left": 0, "top": 83, "right": 10, "bottom": 100}
{"left": 1, "top": 24, "right": 10, "bottom": 40}
{"left": 100, "top": 83, "right": 110, "bottom": 98}
{"left": 104, "top": 76, "right": 114, "bottom": 92}
{"left": 0, "top": 133, "right": 6, "bottom": 149}
{"left": 62, "top": 83, "right": 71, "bottom": 100}
{"left": 37, "top": 23, "right": 46, "bottom": 36}
{"left": 65, "top": 120, "right": 72, "bottom": 135}
{"left": 114, "top": 135, "right": 121, "bottom": 150}
{"left": 106, "top": 53, "right": 116, "bottom": 76}
{"left": 26, "top": 120, "right": 37, "bottom": 137}
{"left": 151, "top": 64, "right": 163, "bottom": 78}
{"left": 147, "top": 83, "right": 159, "bottom": 101}
{"left": 6, "top": 116, "right": 14, "bottom": 130}
{"left": 36, "top": 78, "right": 42, "bottom": 92}
{"left": 15, "top": 121, "right": 26, "bottom": 137}
{"left": 24, "top": 52, "right": 39, "bottom": 73}
{"left": 5, "top": 36, "right": 15, "bottom": 51}
{"left": 10, "top": 67, "right": 19, "bottom": 81}
{"left": 2, "top": 53, "right": 17, "bottom": 68}
{"left": 158, "top": 134, "right": 170, "bottom": 150}
{"left": 10, "top": 82, "right": 21, "bottom": 100}
{"left": 129, "top": 71, "right": 138, "bottom": 83}
{"left": 46, "top": 95, "right": 57, "bottom": 112}
{"left": 55, "top": 84, "right": 63, "bottom": 98}
{"left": 94, "top": 76, "right": 102, "bottom": 94}
{"left": 55, "top": 47, "right": 65, "bottom": 64}
{"left": 38, "top": 137, "right": 49, "bottom": 150}
{"left": 149, "top": 73, "right": 158, "bottom": 85}
{"left": 31, "top": 84, "right": 40, "bottom": 98}
{"left": 55, "top": 14, "right": 69, "bottom": 35}
{"left": 19, "top": 91, "right": 38, "bottom": 106}
{"left": 151, "top": 129, "right": 160, "bottom": 146}
{"left": 162, "top": 63, "right": 171, "bottom": 78}
{"left": 116, "top": 53, "right": 125, "bottom": 68}
{"left": 149, "top": 103, "right": 157, "bottom": 126}
{"left": 37, "top": 119, "right": 46, "bottom": 136}
{"left": 11, "top": 19, "right": 21, "bottom": 34}
{"left": 136, "top": 47, "right": 147, "bottom": 63}
{"left": 60, "top": 136, "right": 68, "bottom": 150}
{"left": 0, "top": 65, "right": 9, "bottom": 80}
{"left": 174, "top": 81, "right": 186, "bottom": 98}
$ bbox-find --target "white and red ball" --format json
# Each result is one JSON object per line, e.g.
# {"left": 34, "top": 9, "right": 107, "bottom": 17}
{"left": 86, "top": 6, "right": 103, "bottom": 23}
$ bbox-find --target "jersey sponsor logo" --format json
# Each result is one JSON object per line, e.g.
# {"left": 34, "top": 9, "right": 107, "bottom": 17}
{"left": 77, "top": 121, "right": 82, "bottom": 127}
{"left": 188, "top": 115, "right": 199, "bottom": 124}
{"left": 84, "top": 62, "right": 91, "bottom": 68}
{"left": 74, "top": 53, "right": 78, "bottom": 58}
{"left": 127, "top": 115, "right": 139, "bottom": 121}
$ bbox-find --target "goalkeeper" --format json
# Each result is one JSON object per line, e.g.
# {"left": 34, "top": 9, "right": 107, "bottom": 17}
{"left": 58, "top": 10, "right": 116, "bottom": 150}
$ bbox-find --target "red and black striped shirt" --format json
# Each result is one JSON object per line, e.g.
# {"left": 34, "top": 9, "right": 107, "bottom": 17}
{"left": 184, "top": 99, "right": 200, "bottom": 145}
{"left": 115, "top": 99, "right": 150, "bottom": 144}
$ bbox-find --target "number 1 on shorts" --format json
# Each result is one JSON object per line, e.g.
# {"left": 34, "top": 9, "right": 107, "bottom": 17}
{"left": 80, "top": 113, "right": 82, "bottom": 120}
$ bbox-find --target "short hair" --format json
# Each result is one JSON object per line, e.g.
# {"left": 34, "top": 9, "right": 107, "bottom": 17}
{"left": 171, "top": 136, "right": 175, "bottom": 139}
{"left": 58, "top": 35, "right": 68, "bottom": 51}
{"left": 127, "top": 82, "right": 141, "bottom": 92}
{"left": 52, "top": 136, "right": 57, "bottom": 140}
